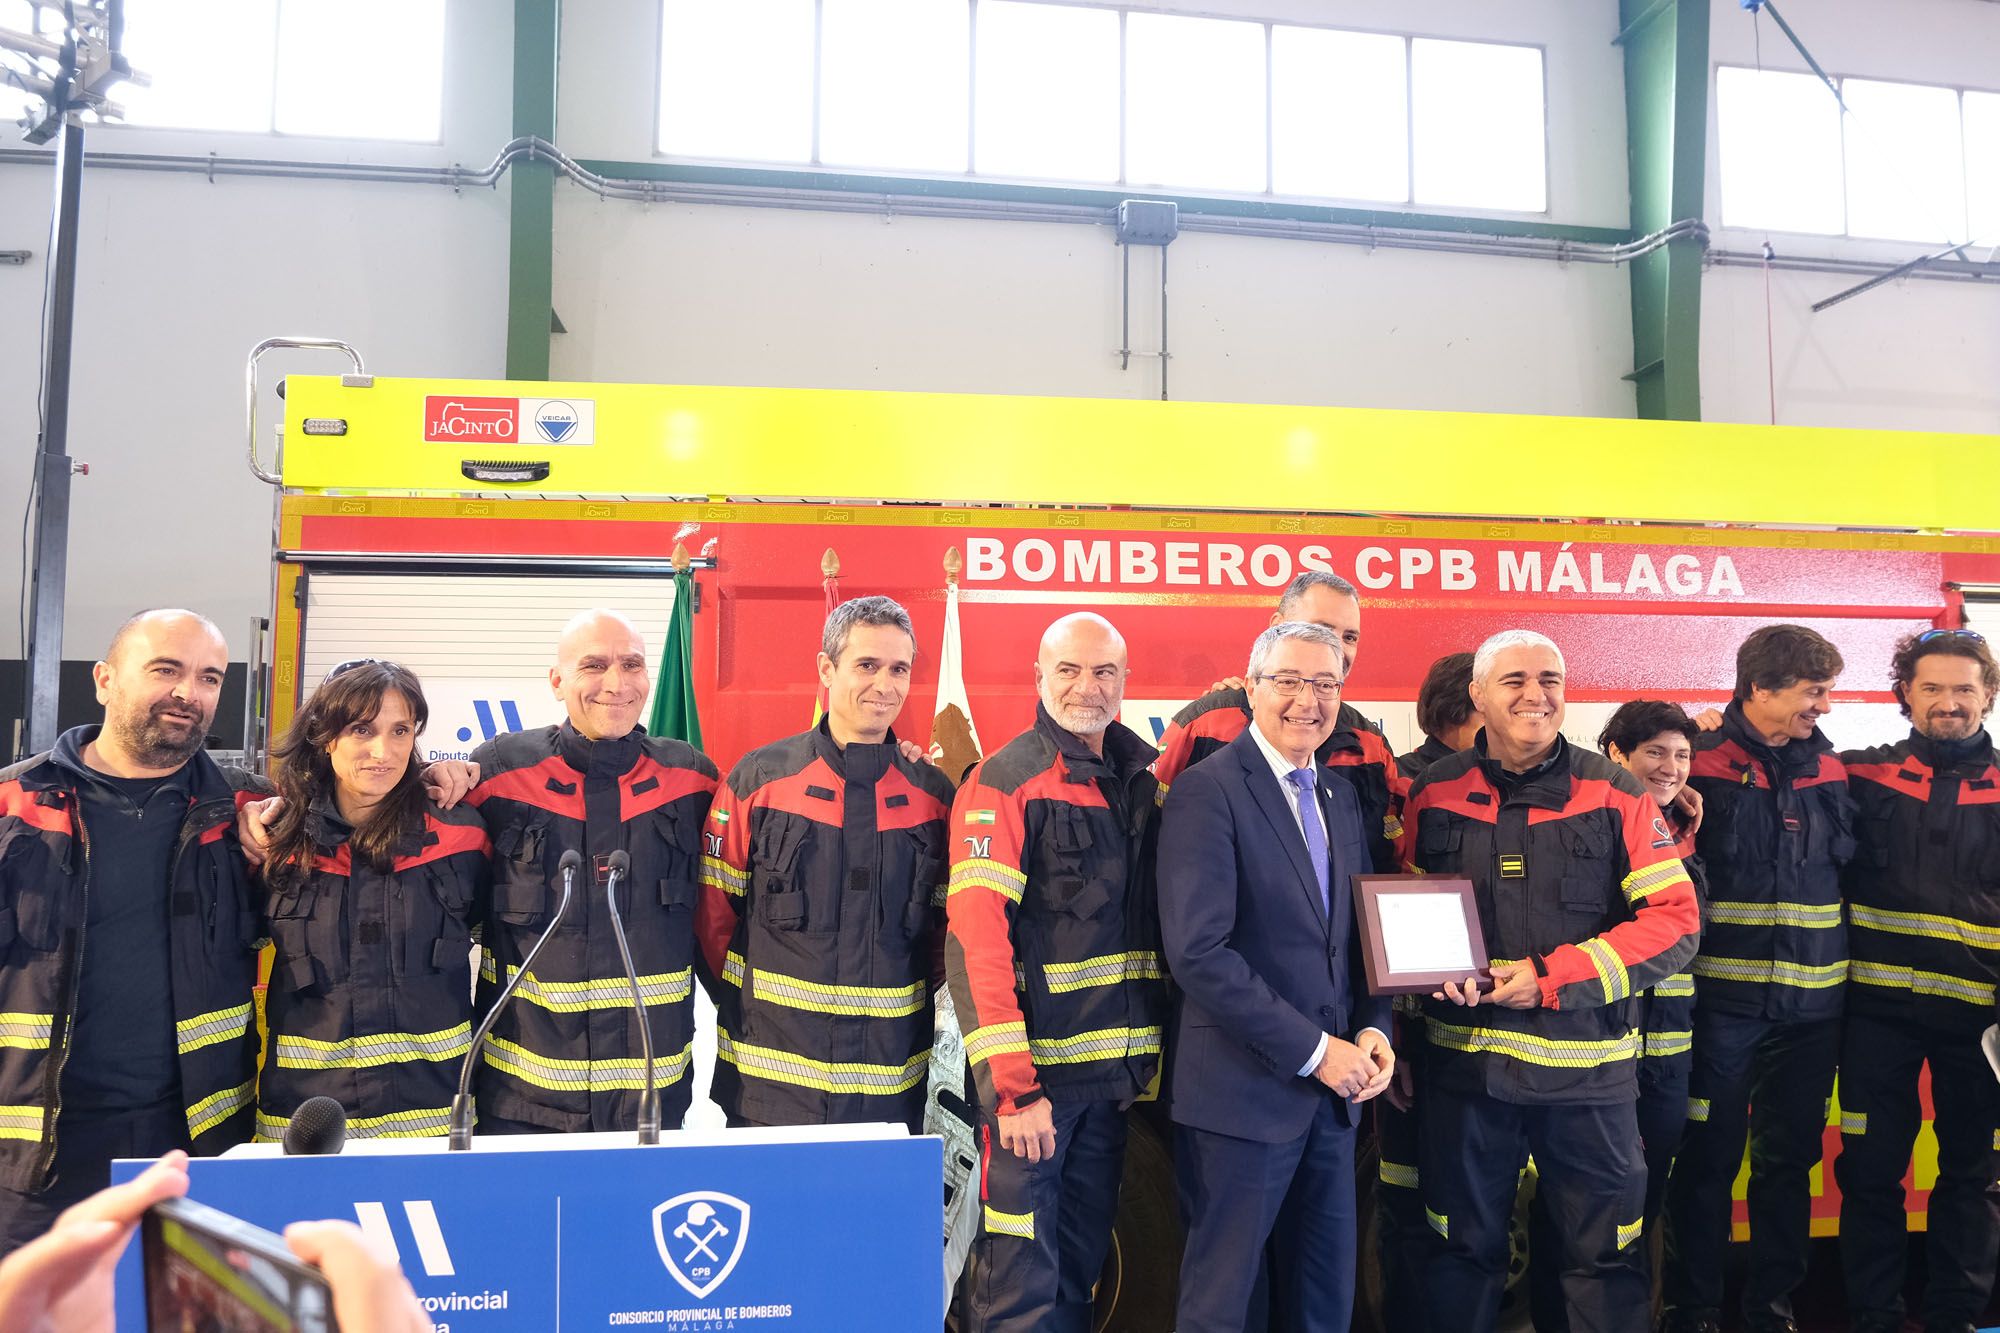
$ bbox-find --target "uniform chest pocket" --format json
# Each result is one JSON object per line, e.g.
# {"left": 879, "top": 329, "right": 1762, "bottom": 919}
{"left": 1416, "top": 817, "right": 1463, "bottom": 869}
{"left": 903, "top": 825, "right": 948, "bottom": 940}
{"left": 752, "top": 818, "right": 814, "bottom": 931}
{"left": 1955, "top": 802, "right": 2000, "bottom": 887}
{"left": 491, "top": 820, "right": 551, "bottom": 926}
{"left": 1036, "top": 873, "right": 1114, "bottom": 919}
{"left": 0, "top": 827, "right": 66, "bottom": 952}
{"left": 653, "top": 816, "right": 697, "bottom": 912}
{"left": 401, "top": 867, "right": 474, "bottom": 976}
{"left": 1556, "top": 820, "right": 1617, "bottom": 914}
{"left": 266, "top": 879, "right": 332, "bottom": 994}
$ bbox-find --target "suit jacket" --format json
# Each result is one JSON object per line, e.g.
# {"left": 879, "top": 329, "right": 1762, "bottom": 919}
{"left": 1158, "top": 726, "right": 1393, "bottom": 1143}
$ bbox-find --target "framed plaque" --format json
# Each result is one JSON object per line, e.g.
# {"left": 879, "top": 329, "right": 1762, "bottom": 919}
{"left": 1352, "top": 874, "right": 1490, "bottom": 995}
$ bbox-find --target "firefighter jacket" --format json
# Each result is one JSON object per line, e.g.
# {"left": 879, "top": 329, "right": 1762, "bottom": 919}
{"left": 1841, "top": 728, "right": 2000, "bottom": 1034}
{"left": 1639, "top": 805, "right": 1703, "bottom": 1071}
{"left": 945, "top": 705, "right": 1166, "bottom": 1113}
{"left": 1155, "top": 691, "right": 1404, "bottom": 871}
{"left": 466, "top": 723, "right": 717, "bottom": 1132}
{"left": 1395, "top": 736, "right": 1460, "bottom": 784}
{"left": 1687, "top": 704, "right": 1855, "bottom": 1023}
{"left": 0, "top": 739, "right": 264, "bottom": 1189}
{"left": 1398, "top": 735, "right": 1701, "bottom": 1105}
{"left": 257, "top": 801, "right": 492, "bottom": 1142}
{"left": 696, "top": 720, "right": 954, "bottom": 1130}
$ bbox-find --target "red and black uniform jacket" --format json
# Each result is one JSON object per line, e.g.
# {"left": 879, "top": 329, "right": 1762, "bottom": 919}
{"left": 1395, "top": 736, "right": 1460, "bottom": 785}
{"left": 1398, "top": 735, "right": 1701, "bottom": 1105}
{"left": 1637, "top": 804, "right": 1704, "bottom": 1073}
{"left": 1155, "top": 690, "right": 1404, "bottom": 870}
{"left": 466, "top": 723, "right": 717, "bottom": 1131}
{"left": 696, "top": 721, "right": 954, "bottom": 1130}
{"left": 1841, "top": 728, "right": 2000, "bottom": 1035}
{"left": 0, "top": 745, "right": 263, "bottom": 1188}
{"left": 1688, "top": 704, "right": 1854, "bottom": 1023}
{"left": 945, "top": 705, "right": 1166, "bottom": 1113}
{"left": 258, "top": 801, "right": 491, "bottom": 1141}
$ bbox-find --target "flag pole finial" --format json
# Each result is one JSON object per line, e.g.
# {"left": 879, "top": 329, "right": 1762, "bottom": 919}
{"left": 670, "top": 542, "right": 691, "bottom": 573}
{"left": 821, "top": 548, "right": 841, "bottom": 578}
{"left": 943, "top": 547, "right": 963, "bottom": 584}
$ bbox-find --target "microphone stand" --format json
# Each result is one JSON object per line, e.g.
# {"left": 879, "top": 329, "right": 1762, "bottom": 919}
{"left": 448, "top": 851, "right": 579, "bottom": 1151}
{"left": 603, "top": 850, "right": 660, "bottom": 1144}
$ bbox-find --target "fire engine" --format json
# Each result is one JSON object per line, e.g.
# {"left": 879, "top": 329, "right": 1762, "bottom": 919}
{"left": 250, "top": 340, "right": 1999, "bottom": 1331}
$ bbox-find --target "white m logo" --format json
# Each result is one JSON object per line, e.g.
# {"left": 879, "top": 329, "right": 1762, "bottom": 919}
{"left": 963, "top": 835, "right": 992, "bottom": 859}
{"left": 354, "top": 1200, "right": 455, "bottom": 1277}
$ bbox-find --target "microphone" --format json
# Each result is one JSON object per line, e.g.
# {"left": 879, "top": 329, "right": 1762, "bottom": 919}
{"left": 449, "top": 848, "right": 581, "bottom": 1150}
{"left": 281, "top": 1097, "right": 346, "bottom": 1155}
{"left": 602, "top": 848, "right": 659, "bottom": 1145}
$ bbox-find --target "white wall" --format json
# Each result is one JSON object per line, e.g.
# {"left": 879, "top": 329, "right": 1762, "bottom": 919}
{"left": 1699, "top": 0, "right": 2000, "bottom": 432}
{"left": 0, "top": 0, "right": 515, "bottom": 659}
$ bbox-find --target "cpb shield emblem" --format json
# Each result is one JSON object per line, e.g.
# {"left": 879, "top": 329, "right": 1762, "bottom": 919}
{"left": 651, "top": 1191, "right": 751, "bottom": 1299}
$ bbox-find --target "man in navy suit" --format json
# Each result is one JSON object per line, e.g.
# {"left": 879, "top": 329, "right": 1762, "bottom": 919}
{"left": 1158, "top": 620, "right": 1397, "bottom": 1333}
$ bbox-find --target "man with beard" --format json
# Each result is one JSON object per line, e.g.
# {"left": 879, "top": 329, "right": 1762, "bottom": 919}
{"left": 1836, "top": 629, "right": 2000, "bottom": 1333}
{"left": 946, "top": 613, "right": 1166, "bottom": 1333}
{"left": 0, "top": 610, "right": 264, "bottom": 1253}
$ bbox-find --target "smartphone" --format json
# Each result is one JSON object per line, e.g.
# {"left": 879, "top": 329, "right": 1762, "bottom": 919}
{"left": 142, "top": 1195, "right": 338, "bottom": 1333}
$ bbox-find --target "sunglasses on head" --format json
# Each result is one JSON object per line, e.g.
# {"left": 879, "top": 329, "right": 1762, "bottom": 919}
{"left": 1916, "top": 629, "right": 1985, "bottom": 644}
{"left": 323, "top": 658, "right": 385, "bottom": 682}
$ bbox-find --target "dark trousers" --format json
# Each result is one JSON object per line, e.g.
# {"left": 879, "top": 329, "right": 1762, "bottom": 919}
{"left": 1661, "top": 1009, "right": 1839, "bottom": 1321}
{"left": 963, "top": 1098, "right": 1127, "bottom": 1333}
{"left": 1372, "top": 1089, "right": 1429, "bottom": 1333}
{"left": 0, "top": 1100, "right": 191, "bottom": 1257}
{"left": 1421, "top": 1087, "right": 1648, "bottom": 1333}
{"left": 1527, "top": 1057, "right": 1689, "bottom": 1332}
{"left": 1176, "top": 1097, "right": 1359, "bottom": 1333}
{"left": 1836, "top": 1010, "right": 2000, "bottom": 1327}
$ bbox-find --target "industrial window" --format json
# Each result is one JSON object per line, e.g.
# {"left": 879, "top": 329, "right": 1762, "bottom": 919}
{"left": 1717, "top": 65, "right": 1997, "bottom": 245}
{"left": 654, "top": 1, "right": 1552, "bottom": 216}
{"left": 114, "top": 0, "right": 446, "bottom": 141}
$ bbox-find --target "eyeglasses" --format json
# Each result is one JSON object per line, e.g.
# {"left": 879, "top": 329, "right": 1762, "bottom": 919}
{"left": 1255, "top": 673, "right": 1344, "bottom": 699}
{"left": 324, "top": 658, "right": 384, "bottom": 681}
{"left": 1916, "top": 629, "right": 1985, "bottom": 644}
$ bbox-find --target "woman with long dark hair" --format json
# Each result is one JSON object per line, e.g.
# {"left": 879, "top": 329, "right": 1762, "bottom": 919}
{"left": 256, "top": 659, "right": 491, "bottom": 1141}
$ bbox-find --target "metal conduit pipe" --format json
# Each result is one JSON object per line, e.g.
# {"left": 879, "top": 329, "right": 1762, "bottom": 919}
{"left": 4, "top": 133, "right": 1996, "bottom": 287}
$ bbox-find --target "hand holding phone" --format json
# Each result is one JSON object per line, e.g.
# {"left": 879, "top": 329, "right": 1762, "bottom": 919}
{"left": 143, "top": 1196, "right": 337, "bottom": 1332}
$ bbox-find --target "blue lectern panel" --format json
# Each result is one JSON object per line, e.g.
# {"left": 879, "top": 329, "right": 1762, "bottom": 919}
{"left": 113, "top": 1137, "right": 940, "bottom": 1332}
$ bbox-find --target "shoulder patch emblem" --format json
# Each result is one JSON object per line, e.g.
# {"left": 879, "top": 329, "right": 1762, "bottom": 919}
{"left": 965, "top": 809, "right": 996, "bottom": 825}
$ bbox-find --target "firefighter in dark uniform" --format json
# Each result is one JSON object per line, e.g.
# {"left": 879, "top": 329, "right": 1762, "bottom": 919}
{"left": 254, "top": 661, "right": 492, "bottom": 1141}
{"left": 1837, "top": 629, "right": 2000, "bottom": 1333}
{"left": 1528, "top": 701, "right": 1705, "bottom": 1331}
{"left": 451, "top": 609, "right": 718, "bottom": 1133}
{"left": 945, "top": 613, "right": 1166, "bottom": 1333}
{"left": 1399, "top": 631, "right": 1701, "bottom": 1333}
{"left": 1662, "top": 625, "right": 1854, "bottom": 1333}
{"left": 696, "top": 597, "right": 954, "bottom": 1131}
{"left": 0, "top": 611, "right": 263, "bottom": 1255}
{"left": 1154, "top": 571, "right": 1403, "bottom": 874}
{"left": 1378, "top": 649, "right": 1477, "bottom": 1333}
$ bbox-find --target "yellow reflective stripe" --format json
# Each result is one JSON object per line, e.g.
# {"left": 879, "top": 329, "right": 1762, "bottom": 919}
{"left": 1841, "top": 1111, "right": 1867, "bottom": 1136}
{"left": 964, "top": 1020, "right": 1030, "bottom": 1065}
{"left": 186, "top": 1080, "right": 255, "bottom": 1138}
{"left": 984, "top": 1205, "right": 1035, "bottom": 1240}
{"left": 1426, "top": 1208, "right": 1449, "bottom": 1239}
{"left": 1849, "top": 959, "right": 1994, "bottom": 1006}
{"left": 0, "top": 1012, "right": 53, "bottom": 1050}
{"left": 1687, "top": 1097, "right": 1711, "bottom": 1122}
{"left": 274, "top": 1023, "right": 472, "bottom": 1070}
{"left": 1427, "top": 1020, "right": 1639, "bottom": 1069}
{"left": 0, "top": 1103, "right": 43, "bottom": 1142}
{"left": 1849, "top": 904, "right": 2000, "bottom": 951}
{"left": 948, "top": 858, "right": 1027, "bottom": 904}
{"left": 1152, "top": 780, "right": 1171, "bottom": 809}
{"left": 1042, "top": 951, "right": 1165, "bottom": 994}
{"left": 1691, "top": 956, "right": 1847, "bottom": 989}
{"left": 1379, "top": 1160, "right": 1420, "bottom": 1189}
{"left": 1623, "top": 858, "right": 1692, "bottom": 902}
{"left": 745, "top": 964, "right": 926, "bottom": 1018}
{"left": 1992, "top": 1129, "right": 2000, "bottom": 1152}
{"left": 723, "top": 951, "right": 746, "bottom": 988}
{"left": 1579, "top": 938, "right": 1630, "bottom": 1003}
{"left": 255, "top": 1106, "right": 456, "bottom": 1143}
{"left": 480, "top": 957, "right": 693, "bottom": 1011}
{"left": 482, "top": 1036, "right": 693, "bottom": 1092}
{"left": 1617, "top": 1218, "right": 1643, "bottom": 1249}
{"left": 1643, "top": 1031, "right": 1693, "bottom": 1059}
{"left": 1706, "top": 900, "right": 1843, "bottom": 929}
{"left": 715, "top": 1030, "right": 929, "bottom": 1095}
{"left": 698, "top": 855, "right": 749, "bottom": 896}
{"left": 1029, "top": 1025, "right": 1162, "bottom": 1066}
{"left": 176, "top": 1002, "right": 253, "bottom": 1055}
{"left": 1651, "top": 973, "right": 1695, "bottom": 998}
{"left": 1383, "top": 813, "right": 1404, "bottom": 841}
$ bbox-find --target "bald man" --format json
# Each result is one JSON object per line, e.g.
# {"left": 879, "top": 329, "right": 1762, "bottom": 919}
{"left": 944, "top": 614, "right": 1168, "bottom": 1333}
{"left": 0, "top": 611, "right": 265, "bottom": 1254}
{"left": 455, "top": 610, "right": 718, "bottom": 1134}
